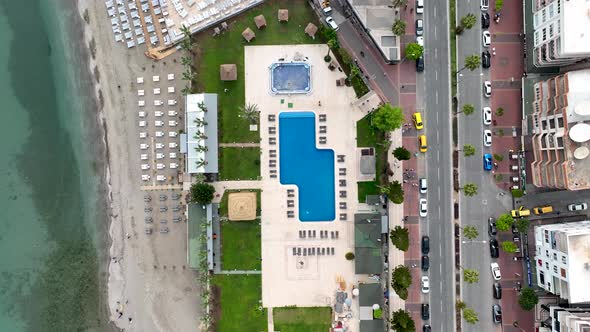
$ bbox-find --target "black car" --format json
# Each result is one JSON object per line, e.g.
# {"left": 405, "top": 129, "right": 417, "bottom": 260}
{"left": 422, "top": 236, "right": 430, "bottom": 254}
{"left": 488, "top": 217, "right": 497, "bottom": 236}
{"left": 490, "top": 238, "right": 499, "bottom": 258}
{"left": 421, "top": 303, "right": 430, "bottom": 320}
{"left": 416, "top": 56, "right": 425, "bottom": 72}
{"left": 512, "top": 222, "right": 519, "bottom": 234}
{"left": 421, "top": 255, "right": 430, "bottom": 271}
{"left": 493, "top": 282, "right": 502, "bottom": 299}
{"left": 492, "top": 304, "right": 502, "bottom": 324}
{"left": 482, "top": 51, "right": 491, "bottom": 68}
{"left": 482, "top": 12, "right": 490, "bottom": 29}
{"left": 423, "top": 324, "right": 431, "bottom": 332}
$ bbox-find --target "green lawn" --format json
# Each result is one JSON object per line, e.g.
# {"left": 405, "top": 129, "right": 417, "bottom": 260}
{"left": 212, "top": 275, "right": 267, "bottom": 332}
{"left": 219, "top": 189, "right": 261, "bottom": 217}
{"left": 356, "top": 115, "right": 388, "bottom": 184}
{"left": 219, "top": 147, "right": 260, "bottom": 180}
{"left": 221, "top": 220, "right": 262, "bottom": 270}
{"left": 358, "top": 181, "right": 380, "bottom": 203}
{"left": 273, "top": 307, "right": 332, "bottom": 332}
{"left": 195, "top": 0, "right": 323, "bottom": 143}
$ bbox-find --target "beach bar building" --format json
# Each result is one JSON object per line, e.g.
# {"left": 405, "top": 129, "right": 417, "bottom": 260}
{"left": 183, "top": 94, "right": 219, "bottom": 175}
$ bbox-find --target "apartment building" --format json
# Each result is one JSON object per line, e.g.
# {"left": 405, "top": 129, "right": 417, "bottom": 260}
{"left": 539, "top": 305, "right": 590, "bottom": 332}
{"left": 529, "top": 69, "right": 590, "bottom": 190}
{"left": 534, "top": 221, "right": 590, "bottom": 304}
{"left": 531, "top": 0, "right": 590, "bottom": 67}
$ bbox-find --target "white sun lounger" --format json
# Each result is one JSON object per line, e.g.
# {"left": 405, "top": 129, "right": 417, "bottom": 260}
{"left": 138, "top": 100, "right": 145, "bottom": 106}
{"left": 167, "top": 73, "right": 174, "bottom": 80}
{"left": 137, "top": 77, "right": 144, "bottom": 84}
{"left": 154, "top": 88, "right": 161, "bottom": 95}
{"left": 153, "top": 75, "right": 160, "bottom": 82}
{"left": 167, "top": 86, "right": 175, "bottom": 93}
{"left": 138, "top": 89, "right": 145, "bottom": 96}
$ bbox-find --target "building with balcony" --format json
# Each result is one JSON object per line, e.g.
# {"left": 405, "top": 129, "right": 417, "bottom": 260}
{"left": 529, "top": 69, "right": 590, "bottom": 190}
{"left": 531, "top": 0, "right": 590, "bottom": 67}
{"left": 539, "top": 304, "right": 590, "bottom": 332}
{"left": 533, "top": 220, "right": 590, "bottom": 304}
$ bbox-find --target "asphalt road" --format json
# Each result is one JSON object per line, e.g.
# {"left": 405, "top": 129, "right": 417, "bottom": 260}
{"left": 417, "top": 1, "right": 455, "bottom": 331}
{"left": 456, "top": 2, "right": 513, "bottom": 331}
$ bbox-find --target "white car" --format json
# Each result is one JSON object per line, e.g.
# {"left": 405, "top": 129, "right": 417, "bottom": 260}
{"left": 140, "top": 154, "right": 148, "bottom": 160}
{"left": 154, "top": 111, "right": 164, "bottom": 117}
{"left": 167, "top": 99, "right": 177, "bottom": 106}
{"left": 568, "top": 203, "right": 588, "bottom": 211}
{"left": 168, "top": 131, "right": 177, "bottom": 137}
{"left": 155, "top": 143, "right": 164, "bottom": 149}
{"left": 483, "top": 130, "right": 492, "bottom": 147}
{"left": 141, "top": 164, "right": 150, "bottom": 170}
{"left": 168, "top": 110, "right": 178, "bottom": 116}
{"left": 481, "top": 0, "right": 489, "bottom": 11}
{"left": 326, "top": 16, "right": 339, "bottom": 31}
{"left": 139, "top": 132, "right": 147, "bottom": 139}
{"left": 416, "top": 0, "right": 424, "bottom": 14}
{"left": 483, "top": 81, "right": 492, "bottom": 97}
{"left": 482, "top": 30, "right": 491, "bottom": 47}
{"left": 491, "top": 262, "right": 501, "bottom": 281}
{"left": 421, "top": 276, "right": 430, "bottom": 293}
{"left": 141, "top": 174, "right": 151, "bottom": 181}
{"left": 155, "top": 121, "right": 163, "bottom": 127}
{"left": 138, "top": 111, "right": 146, "bottom": 118}
{"left": 156, "top": 163, "right": 166, "bottom": 170}
{"left": 156, "top": 153, "right": 165, "bottom": 160}
{"left": 169, "top": 142, "right": 178, "bottom": 149}
{"left": 140, "top": 143, "right": 149, "bottom": 150}
{"left": 419, "top": 198, "right": 428, "bottom": 217}
{"left": 169, "top": 163, "right": 178, "bottom": 169}
{"left": 156, "top": 175, "right": 166, "bottom": 182}
{"left": 169, "top": 152, "right": 177, "bottom": 159}
{"left": 483, "top": 107, "right": 492, "bottom": 125}
{"left": 155, "top": 131, "right": 164, "bottom": 137}
{"left": 416, "top": 36, "right": 424, "bottom": 47}
{"left": 139, "top": 121, "right": 146, "bottom": 127}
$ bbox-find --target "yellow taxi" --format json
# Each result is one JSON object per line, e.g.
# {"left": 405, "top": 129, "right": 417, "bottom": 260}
{"left": 413, "top": 112, "right": 424, "bottom": 130}
{"left": 419, "top": 135, "right": 427, "bottom": 153}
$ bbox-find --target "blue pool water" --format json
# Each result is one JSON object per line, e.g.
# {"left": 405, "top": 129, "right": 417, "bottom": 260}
{"left": 270, "top": 62, "right": 311, "bottom": 94}
{"left": 279, "top": 112, "right": 335, "bottom": 221}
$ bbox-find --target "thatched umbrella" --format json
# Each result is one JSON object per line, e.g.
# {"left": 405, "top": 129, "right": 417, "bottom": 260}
{"left": 254, "top": 15, "right": 266, "bottom": 29}
{"left": 278, "top": 9, "right": 288, "bottom": 22}
{"left": 305, "top": 22, "right": 318, "bottom": 39}
{"left": 219, "top": 64, "right": 237, "bottom": 81}
{"left": 242, "top": 27, "right": 255, "bottom": 42}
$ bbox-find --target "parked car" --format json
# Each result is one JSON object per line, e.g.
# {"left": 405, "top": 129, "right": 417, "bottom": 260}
{"left": 422, "top": 236, "right": 430, "bottom": 254}
{"left": 416, "top": 0, "right": 424, "bottom": 14}
{"left": 483, "top": 129, "right": 492, "bottom": 147}
{"left": 421, "top": 303, "right": 430, "bottom": 320}
{"left": 416, "top": 19, "right": 424, "bottom": 36}
{"left": 484, "top": 153, "right": 493, "bottom": 171}
{"left": 488, "top": 217, "right": 497, "bottom": 236}
{"left": 419, "top": 178, "right": 428, "bottom": 194}
{"left": 568, "top": 202, "right": 588, "bottom": 211}
{"left": 481, "top": 12, "right": 490, "bottom": 28}
{"left": 419, "top": 134, "right": 427, "bottom": 152}
{"left": 481, "top": 0, "right": 489, "bottom": 11}
{"left": 490, "top": 262, "right": 501, "bottom": 280}
{"left": 483, "top": 80, "right": 492, "bottom": 97}
{"left": 482, "top": 50, "right": 491, "bottom": 68}
{"left": 483, "top": 106, "right": 492, "bottom": 125}
{"left": 421, "top": 276, "right": 430, "bottom": 293}
{"left": 421, "top": 255, "right": 430, "bottom": 271}
{"left": 533, "top": 205, "right": 554, "bottom": 215}
{"left": 419, "top": 198, "right": 428, "bottom": 217}
{"left": 326, "top": 16, "right": 339, "bottom": 31}
{"left": 482, "top": 30, "right": 491, "bottom": 47}
{"left": 423, "top": 325, "right": 431, "bottom": 332}
{"left": 416, "top": 55, "right": 425, "bottom": 72}
{"left": 489, "top": 238, "right": 499, "bottom": 258}
{"left": 413, "top": 112, "right": 424, "bottom": 129}
{"left": 416, "top": 36, "right": 424, "bottom": 47}
{"left": 511, "top": 206, "right": 531, "bottom": 218}
{"left": 492, "top": 304, "right": 502, "bottom": 324}
{"left": 493, "top": 282, "right": 502, "bottom": 299}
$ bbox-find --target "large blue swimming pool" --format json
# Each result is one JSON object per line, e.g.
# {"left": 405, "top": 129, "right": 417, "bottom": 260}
{"left": 279, "top": 112, "right": 335, "bottom": 221}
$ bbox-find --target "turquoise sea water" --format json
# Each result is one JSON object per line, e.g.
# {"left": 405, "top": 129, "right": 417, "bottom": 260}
{"left": 0, "top": 1, "right": 110, "bottom": 331}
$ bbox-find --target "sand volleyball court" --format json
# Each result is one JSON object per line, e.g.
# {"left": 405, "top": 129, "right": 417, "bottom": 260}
{"left": 227, "top": 192, "right": 257, "bottom": 221}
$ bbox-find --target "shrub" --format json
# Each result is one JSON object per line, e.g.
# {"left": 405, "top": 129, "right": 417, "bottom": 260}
{"left": 345, "top": 252, "right": 355, "bottom": 260}
{"left": 493, "top": 153, "right": 504, "bottom": 161}
{"left": 393, "top": 147, "right": 411, "bottom": 160}
{"left": 512, "top": 189, "right": 524, "bottom": 198}
{"left": 518, "top": 288, "right": 539, "bottom": 311}
{"left": 496, "top": 107, "right": 505, "bottom": 116}
{"left": 190, "top": 182, "right": 215, "bottom": 204}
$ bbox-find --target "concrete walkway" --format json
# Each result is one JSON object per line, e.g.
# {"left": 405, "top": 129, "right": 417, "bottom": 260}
{"left": 267, "top": 307, "right": 274, "bottom": 332}
{"left": 211, "top": 180, "right": 262, "bottom": 203}
{"left": 218, "top": 143, "right": 261, "bottom": 148}
{"left": 216, "top": 270, "right": 262, "bottom": 275}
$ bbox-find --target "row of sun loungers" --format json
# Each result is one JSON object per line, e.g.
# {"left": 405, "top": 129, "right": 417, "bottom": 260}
{"left": 298, "top": 230, "right": 340, "bottom": 239}
{"left": 293, "top": 247, "right": 335, "bottom": 256}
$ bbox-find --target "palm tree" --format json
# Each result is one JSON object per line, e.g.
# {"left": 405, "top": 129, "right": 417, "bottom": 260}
{"left": 238, "top": 103, "right": 260, "bottom": 123}
{"left": 182, "top": 69, "right": 196, "bottom": 82}
{"left": 181, "top": 86, "right": 192, "bottom": 95}
{"left": 196, "top": 159, "right": 208, "bottom": 168}
{"left": 181, "top": 55, "right": 193, "bottom": 67}
{"left": 180, "top": 38, "right": 194, "bottom": 54}
{"left": 180, "top": 25, "right": 191, "bottom": 39}
{"left": 193, "top": 118, "right": 208, "bottom": 126}
{"left": 327, "top": 38, "right": 339, "bottom": 57}
{"left": 195, "top": 145, "right": 208, "bottom": 152}
{"left": 197, "top": 101, "right": 208, "bottom": 112}
{"left": 194, "top": 131, "right": 207, "bottom": 140}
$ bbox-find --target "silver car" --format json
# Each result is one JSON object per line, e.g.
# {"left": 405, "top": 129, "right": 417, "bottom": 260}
{"left": 483, "top": 130, "right": 492, "bottom": 147}
{"left": 568, "top": 203, "right": 588, "bottom": 211}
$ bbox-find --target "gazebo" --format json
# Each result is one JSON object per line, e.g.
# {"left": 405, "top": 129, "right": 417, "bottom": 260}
{"left": 305, "top": 22, "right": 318, "bottom": 39}
{"left": 242, "top": 27, "right": 255, "bottom": 42}
{"left": 278, "top": 9, "right": 288, "bottom": 22}
{"left": 254, "top": 14, "right": 266, "bottom": 29}
{"left": 219, "top": 64, "right": 237, "bottom": 81}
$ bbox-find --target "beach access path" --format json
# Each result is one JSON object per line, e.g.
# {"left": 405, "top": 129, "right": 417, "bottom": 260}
{"left": 79, "top": 2, "right": 202, "bottom": 331}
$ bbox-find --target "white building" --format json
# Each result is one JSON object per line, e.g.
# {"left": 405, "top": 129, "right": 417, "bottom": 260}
{"left": 182, "top": 93, "right": 218, "bottom": 174}
{"left": 539, "top": 305, "right": 590, "bottom": 332}
{"left": 534, "top": 220, "right": 590, "bottom": 303}
{"left": 532, "top": 0, "right": 590, "bottom": 67}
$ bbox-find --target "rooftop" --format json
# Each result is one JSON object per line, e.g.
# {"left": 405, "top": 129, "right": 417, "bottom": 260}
{"left": 564, "top": 70, "right": 590, "bottom": 190}
{"left": 560, "top": 0, "right": 590, "bottom": 56}
{"left": 354, "top": 213, "right": 383, "bottom": 274}
{"left": 564, "top": 232, "right": 590, "bottom": 303}
{"left": 185, "top": 93, "right": 219, "bottom": 174}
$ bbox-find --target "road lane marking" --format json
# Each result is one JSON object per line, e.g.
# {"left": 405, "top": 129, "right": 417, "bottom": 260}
{"left": 435, "top": 71, "right": 438, "bottom": 80}
{"left": 436, "top": 91, "right": 439, "bottom": 103}
{"left": 435, "top": 48, "right": 438, "bottom": 58}
{"left": 434, "top": 26, "right": 437, "bottom": 39}
{"left": 434, "top": 6, "right": 437, "bottom": 16}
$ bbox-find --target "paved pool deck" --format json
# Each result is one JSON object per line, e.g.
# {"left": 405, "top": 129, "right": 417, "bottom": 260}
{"left": 245, "top": 44, "right": 367, "bottom": 329}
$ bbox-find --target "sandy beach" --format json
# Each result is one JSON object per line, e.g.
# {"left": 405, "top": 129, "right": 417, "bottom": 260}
{"left": 78, "top": 1, "right": 201, "bottom": 331}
